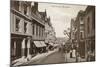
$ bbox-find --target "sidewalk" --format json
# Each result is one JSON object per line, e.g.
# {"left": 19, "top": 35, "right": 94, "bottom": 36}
{"left": 65, "top": 52, "right": 86, "bottom": 63}
{"left": 13, "top": 48, "right": 58, "bottom": 66}
{"left": 65, "top": 52, "right": 76, "bottom": 63}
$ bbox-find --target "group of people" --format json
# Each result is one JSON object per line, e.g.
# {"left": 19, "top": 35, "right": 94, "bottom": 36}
{"left": 59, "top": 44, "right": 76, "bottom": 62}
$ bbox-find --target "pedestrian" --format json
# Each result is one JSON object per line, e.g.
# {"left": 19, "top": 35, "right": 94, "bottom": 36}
{"left": 72, "top": 49, "right": 76, "bottom": 58}
{"left": 58, "top": 47, "right": 61, "bottom": 52}
{"left": 65, "top": 51, "right": 67, "bottom": 62}
{"left": 62, "top": 45, "right": 66, "bottom": 56}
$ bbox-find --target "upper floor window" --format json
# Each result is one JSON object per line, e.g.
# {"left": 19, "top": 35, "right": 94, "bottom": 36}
{"left": 80, "top": 17, "right": 84, "bottom": 24}
{"left": 14, "top": 1, "right": 20, "bottom": 11}
{"left": 11, "top": 1, "right": 22, "bottom": 12}
{"left": 80, "top": 32, "right": 84, "bottom": 39}
{"left": 24, "top": 22, "right": 27, "bottom": 33}
{"left": 32, "top": 24, "right": 34, "bottom": 35}
{"left": 42, "top": 28, "right": 44, "bottom": 37}
{"left": 92, "top": 15, "right": 95, "bottom": 30}
{"left": 36, "top": 24, "right": 38, "bottom": 36}
{"left": 80, "top": 25, "right": 84, "bottom": 31}
{"left": 39, "top": 26, "right": 41, "bottom": 37}
{"left": 24, "top": 4, "right": 28, "bottom": 16}
{"left": 87, "top": 17, "right": 90, "bottom": 34}
{"left": 15, "top": 18, "right": 20, "bottom": 32}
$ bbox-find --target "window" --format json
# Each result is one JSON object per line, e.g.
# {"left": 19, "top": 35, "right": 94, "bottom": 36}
{"left": 41, "top": 27, "right": 43, "bottom": 37}
{"left": 80, "top": 31, "right": 84, "bottom": 39}
{"left": 32, "top": 24, "right": 34, "bottom": 35}
{"left": 39, "top": 27, "right": 41, "bottom": 36}
{"left": 92, "top": 15, "right": 95, "bottom": 30}
{"left": 42, "top": 28, "right": 44, "bottom": 37}
{"left": 14, "top": 1, "right": 19, "bottom": 11}
{"left": 36, "top": 24, "right": 38, "bottom": 36}
{"left": 24, "top": 5, "right": 28, "bottom": 15}
{"left": 16, "top": 18, "right": 20, "bottom": 32}
{"left": 80, "top": 32, "right": 82, "bottom": 39}
{"left": 87, "top": 17, "right": 90, "bottom": 34}
{"left": 24, "top": 22, "right": 27, "bottom": 33}
{"left": 80, "top": 17, "right": 84, "bottom": 24}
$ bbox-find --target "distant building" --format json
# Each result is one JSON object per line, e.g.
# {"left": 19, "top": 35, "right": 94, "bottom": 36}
{"left": 70, "top": 18, "right": 76, "bottom": 49}
{"left": 45, "top": 16, "right": 56, "bottom": 45}
{"left": 75, "top": 10, "right": 85, "bottom": 58}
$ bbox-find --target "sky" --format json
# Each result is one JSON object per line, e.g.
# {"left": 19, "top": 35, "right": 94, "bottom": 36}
{"left": 38, "top": 2, "right": 87, "bottom": 38}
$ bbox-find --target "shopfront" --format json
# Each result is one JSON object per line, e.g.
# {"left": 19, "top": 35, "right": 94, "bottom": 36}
{"left": 33, "top": 41, "right": 46, "bottom": 54}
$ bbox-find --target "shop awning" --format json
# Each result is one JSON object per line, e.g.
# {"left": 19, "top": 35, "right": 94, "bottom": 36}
{"left": 34, "top": 41, "right": 42, "bottom": 47}
{"left": 40, "top": 41, "right": 46, "bottom": 47}
{"left": 34, "top": 41, "right": 46, "bottom": 47}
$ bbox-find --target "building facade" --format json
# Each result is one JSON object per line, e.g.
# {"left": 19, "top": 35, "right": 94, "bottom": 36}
{"left": 70, "top": 18, "right": 76, "bottom": 49}
{"left": 75, "top": 10, "right": 85, "bottom": 58}
{"left": 84, "top": 6, "right": 95, "bottom": 61}
{"left": 45, "top": 17, "right": 56, "bottom": 46}
{"left": 70, "top": 6, "right": 95, "bottom": 61}
{"left": 31, "top": 2, "right": 47, "bottom": 54}
{"left": 11, "top": 1, "right": 47, "bottom": 63}
{"left": 11, "top": 1, "right": 33, "bottom": 61}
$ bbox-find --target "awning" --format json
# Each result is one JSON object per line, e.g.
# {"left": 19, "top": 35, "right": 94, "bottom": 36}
{"left": 34, "top": 41, "right": 42, "bottom": 47}
{"left": 40, "top": 41, "right": 46, "bottom": 47}
{"left": 34, "top": 41, "right": 46, "bottom": 47}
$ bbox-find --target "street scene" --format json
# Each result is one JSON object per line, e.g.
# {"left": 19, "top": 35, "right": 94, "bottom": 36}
{"left": 10, "top": 0, "right": 95, "bottom": 67}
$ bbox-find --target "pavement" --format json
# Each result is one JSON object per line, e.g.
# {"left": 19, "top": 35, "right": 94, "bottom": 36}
{"left": 64, "top": 52, "right": 76, "bottom": 63}
{"left": 64, "top": 52, "right": 86, "bottom": 63}
{"left": 12, "top": 48, "right": 87, "bottom": 66}
{"left": 12, "top": 48, "right": 59, "bottom": 66}
{"left": 29, "top": 49, "right": 65, "bottom": 65}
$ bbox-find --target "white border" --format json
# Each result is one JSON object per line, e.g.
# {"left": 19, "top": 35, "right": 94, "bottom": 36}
{"left": 0, "top": 0, "right": 99, "bottom": 67}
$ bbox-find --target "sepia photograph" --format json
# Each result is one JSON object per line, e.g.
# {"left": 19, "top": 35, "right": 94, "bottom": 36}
{"left": 10, "top": 0, "right": 95, "bottom": 66}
